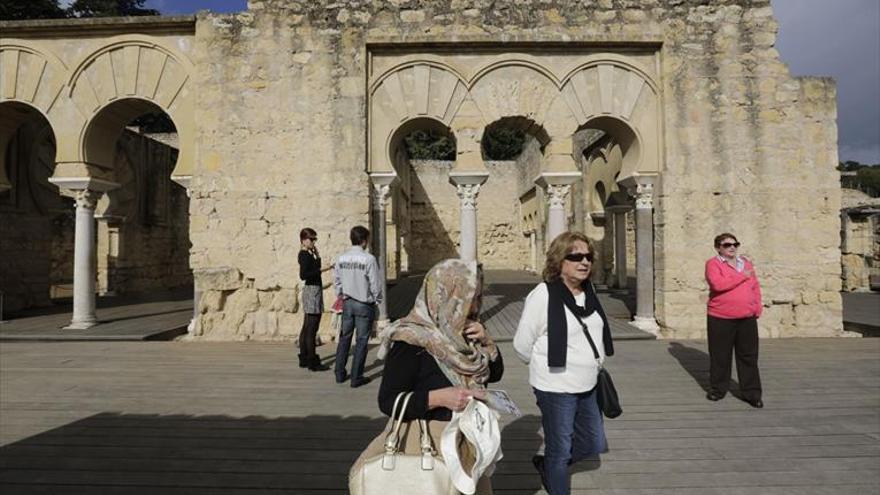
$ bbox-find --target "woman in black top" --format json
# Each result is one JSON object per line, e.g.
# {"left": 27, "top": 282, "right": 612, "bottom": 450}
{"left": 373, "top": 259, "right": 503, "bottom": 493}
{"left": 297, "top": 227, "right": 332, "bottom": 371}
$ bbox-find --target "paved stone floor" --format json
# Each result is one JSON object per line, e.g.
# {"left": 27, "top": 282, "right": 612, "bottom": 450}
{"left": 1, "top": 338, "right": 878, "bottom": 494}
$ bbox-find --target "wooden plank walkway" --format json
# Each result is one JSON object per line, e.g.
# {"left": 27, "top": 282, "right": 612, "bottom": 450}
{"left": 1, "top": 338, "right": 877, "bottom": 494}
{"left": 0, "top": 289, "right": 192, "bottom": 341}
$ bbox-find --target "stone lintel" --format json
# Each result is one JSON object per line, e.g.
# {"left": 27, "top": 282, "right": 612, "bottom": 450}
{"left": 619, "top": 173, "right": 658, "bottom": 191}
{"left": 369, "top": 171, "right": 397, "bottom": 187}
{"left": 448, "top": 171, "right": 489, "bottom": 187}
{"left": 48, "top": 177, "right": 120, "bottom": 194}
{"left": 535, "top": 172, "right": 581, "bottom": 188}
{"left": 171, "top": 175, "right": 192, "bottom": 190}
{"left": 0, "top": 15, "right": 196, "bottom": 38}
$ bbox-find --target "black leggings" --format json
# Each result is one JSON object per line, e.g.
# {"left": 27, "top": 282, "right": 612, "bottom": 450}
{"left": 298, "top": 313, "right": 322, "bottom": 358}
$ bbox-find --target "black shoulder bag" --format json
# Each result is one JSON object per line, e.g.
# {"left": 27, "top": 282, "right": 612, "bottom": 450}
{"left": 575, "top": 317, "right": 622, "bottom": 418}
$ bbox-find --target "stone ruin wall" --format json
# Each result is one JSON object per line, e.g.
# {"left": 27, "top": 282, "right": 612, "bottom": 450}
{"left": 653, "top": 3, "right": 842, "bottom": 338}
{"left": 188, "top": 0, "right": 842, "bottom": 340}
{"left": 0, "top": 127, "right": 190, "bottom": 313}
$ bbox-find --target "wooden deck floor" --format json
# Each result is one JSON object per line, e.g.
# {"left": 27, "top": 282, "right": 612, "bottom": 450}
{"left": 1, "top": 338, "right": 877, "bottom": 494}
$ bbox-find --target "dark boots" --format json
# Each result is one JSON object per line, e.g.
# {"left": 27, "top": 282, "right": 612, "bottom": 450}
{"left": 308, "top": 355, "right": 330, "bottom": 371}
{"left": 298, "top": 353, "right": 309, "bottom": 368}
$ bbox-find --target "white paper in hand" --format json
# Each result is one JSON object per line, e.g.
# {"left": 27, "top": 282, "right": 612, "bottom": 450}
{"left": 485, "top": 389, "right": 522, "bottom": 417}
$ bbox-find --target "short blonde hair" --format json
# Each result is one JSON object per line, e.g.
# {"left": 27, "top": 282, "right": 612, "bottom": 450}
{"left": 543, "top": 231, "right": 593, "bottom": 282}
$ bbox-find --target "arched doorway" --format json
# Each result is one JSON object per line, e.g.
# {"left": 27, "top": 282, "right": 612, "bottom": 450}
{"left": 0, "top": 102, "right": 69, "bottom": 314}
{"left": 385, "top": 117, "right": 459, "bottom": 276}
{"left": 80, "top": 98, "right": 192, "bottom": 299}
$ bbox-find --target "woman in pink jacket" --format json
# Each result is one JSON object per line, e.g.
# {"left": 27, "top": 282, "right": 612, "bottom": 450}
{"left": 704, "top": 233, "right": 763, "bottom": 408}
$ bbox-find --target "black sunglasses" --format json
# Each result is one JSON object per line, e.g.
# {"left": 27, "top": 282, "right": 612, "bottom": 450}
{"left": 564, "top": 252, "right": 594, "bottom": 263}
{"left": 720, "top": 242, "right": 740, "bottom": 248}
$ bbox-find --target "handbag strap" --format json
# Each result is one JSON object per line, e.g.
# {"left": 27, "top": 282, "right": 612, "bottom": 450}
{"left": 572, "top": 308, "right": 603, "bottom": 368}
{"left": 385, "top": 392, "right": 414, "bottom": 454}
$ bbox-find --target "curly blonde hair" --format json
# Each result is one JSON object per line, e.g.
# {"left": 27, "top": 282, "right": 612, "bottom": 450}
{"left": 542, "top": 231, "right": 593, "bottom": 282}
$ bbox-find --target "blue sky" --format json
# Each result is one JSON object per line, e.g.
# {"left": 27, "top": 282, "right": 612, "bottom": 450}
{"left": 143, "top": 0, "right": 879, "bottom": 164}
{"left": 144, "top": 0, "right": 245, "bottom": 14}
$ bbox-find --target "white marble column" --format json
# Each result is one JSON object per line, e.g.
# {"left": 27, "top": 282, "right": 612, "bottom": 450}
{"left": 68, "top": 189, "right": 104, "bottom": 329}
{"left": 625, "top": 177, "right": 660, "bottom": 335}
{"left": 370, "top": 172, "right": 396, "bottom": 321}
{"left": 449, "top": 173, "right": 489, "bottom": 263}
{"left": 546, "top": 184, "right": 571, "bottom": 243}
{"left": 536, "top": 173, "right": 580, "bottom": 247}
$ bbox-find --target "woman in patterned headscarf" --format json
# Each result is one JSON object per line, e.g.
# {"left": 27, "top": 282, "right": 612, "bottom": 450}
{"left": 373, "top": 259, "right": 504, "bottom": 493}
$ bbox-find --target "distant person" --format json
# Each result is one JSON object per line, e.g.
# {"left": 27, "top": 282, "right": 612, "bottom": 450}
{"left": 333, "top": 226, "right": 382, "bottom": 388}
{"left": 514, "top": 231, "right": 614, "bottom": 495}
{"left": 704, "top": 233, "right": 764, "bottom": 408}
{"left": 297, "top": 227, "right": 331, "bottom": 371}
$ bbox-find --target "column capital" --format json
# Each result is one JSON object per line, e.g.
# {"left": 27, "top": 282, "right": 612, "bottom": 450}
{"left": 546, "top": 183, "right": 572, "bottom": 210}
{"left": 454, "top": 182, "right": 482, "bottom": 210}
{"left": 620, "top": 174, "right": 658, "bottom": 210}
{"left": 370, "top": 172, "right": 397, "bottom": 209}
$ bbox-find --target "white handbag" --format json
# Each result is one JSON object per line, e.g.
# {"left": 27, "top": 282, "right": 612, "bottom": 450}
{"left": 349, "top": 392, "right": 456, "bottom": 495}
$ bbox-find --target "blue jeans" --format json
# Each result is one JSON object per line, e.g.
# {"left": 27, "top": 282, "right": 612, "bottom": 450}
{"left": 534, "top": 387, "right": 607, "bottom": 495}
{"left": 335, "top": 299, "right": 376, "bottom": 384}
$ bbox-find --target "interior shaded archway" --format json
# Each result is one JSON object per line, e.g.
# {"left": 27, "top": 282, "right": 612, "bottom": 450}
{"left": 386, "top": 118, "right": 459, "bottom": 276}
{"left": 0, "top": 101, "right": 71, "bottom": 313}
{"left": 80, "top": 98, "right": 191, "bottom": 297}
{"left": 573, "top": 116, "right": 640, "bottom": 287}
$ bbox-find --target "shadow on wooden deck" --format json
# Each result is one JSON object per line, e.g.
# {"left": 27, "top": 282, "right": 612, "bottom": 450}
{"left": 0, "top": 411, "right": 574, "bottom": 495}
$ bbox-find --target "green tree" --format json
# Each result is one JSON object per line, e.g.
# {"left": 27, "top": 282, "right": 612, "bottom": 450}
{"left": 403, "top": 130, "right": 456, "bottom": 160}
{"left": 482, "top": 126, "right": 526, "bottom": 160}
{"left": 67, "top": 0, "right": 158, "bottom": 17}
{"left": 0, "top": 0, "right": 67, "bottom": 20}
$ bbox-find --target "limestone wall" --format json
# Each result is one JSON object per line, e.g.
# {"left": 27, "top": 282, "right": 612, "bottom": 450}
{"left": 654, "top": 4, "right": 843, "bottom": 338}
{"left": 183, "top": 0, "right": 841, "bottom": 339}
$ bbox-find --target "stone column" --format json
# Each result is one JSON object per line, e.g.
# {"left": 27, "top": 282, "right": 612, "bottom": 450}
{"left": 449, "top": 173, "right": 489, "bottom": 262}
{"left": 607, "top": 206, "right": 629, "bottom": 289}
{"left": 546, "top": 184, "right": 571, "bottom": 243}
{"left": 623, "top": 176, "right": 660, "bottom": 335}
{"left": 49, "top": 176, "right": 119, "bottom": 330}
{"left": 529, "top": 230, "right": 538, "bottom": 272}
{"left": 536, "top": 173, "right": 580, "bottom": 245}
{"left": 370, "top": 172, "right": 396, "bottom": 321}
{"left": 68, "top": 189, "right": 104, "bottom": 329}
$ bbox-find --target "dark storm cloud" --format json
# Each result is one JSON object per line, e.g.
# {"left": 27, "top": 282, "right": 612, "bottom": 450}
{"left": 773, "top": 0, "right": 880, "bottom": 163}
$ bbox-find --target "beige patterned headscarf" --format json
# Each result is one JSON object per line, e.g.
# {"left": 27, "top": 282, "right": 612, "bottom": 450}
{"left": 377, "top": 259, "right": 492, "bottom": 389}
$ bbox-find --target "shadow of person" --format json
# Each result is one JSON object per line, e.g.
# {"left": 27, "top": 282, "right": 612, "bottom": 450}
{"left": 667, "top": 341, "right": 740, "bottom": 397}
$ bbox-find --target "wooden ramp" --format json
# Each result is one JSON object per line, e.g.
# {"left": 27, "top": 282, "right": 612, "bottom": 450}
{"left": 2, "top": 338, "right": 876, "bottom": 494}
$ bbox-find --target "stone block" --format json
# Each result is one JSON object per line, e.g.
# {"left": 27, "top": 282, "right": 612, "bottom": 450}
{"left": 196, "top": 267, "right": 243, "bottom": 291}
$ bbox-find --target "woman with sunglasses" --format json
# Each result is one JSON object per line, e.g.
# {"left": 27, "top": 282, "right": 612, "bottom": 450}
{"left": 514, "top": 231, "right": 614, "bottom": 495}
{"left": 705, "top": 233, "right": 763, "bottom": 408}
{"left": 297, "top": 227, "right": 332, "bottom": 371}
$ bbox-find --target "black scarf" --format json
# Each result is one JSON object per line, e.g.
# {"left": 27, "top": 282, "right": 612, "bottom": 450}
{"left": 546, "top": 279, "right": 614, "bottom": 367}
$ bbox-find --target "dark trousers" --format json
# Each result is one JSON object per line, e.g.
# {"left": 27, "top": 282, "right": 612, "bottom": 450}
{"left": 335, "top": 299, "right": 376, "bottom": 383}
{"left": 707, "top": 315, "right": 762, "bottom": 401}
{"left": 298, "top": 313, "right": 321, "bottom": 359}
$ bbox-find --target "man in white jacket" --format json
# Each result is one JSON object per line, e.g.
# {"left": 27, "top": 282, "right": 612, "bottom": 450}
{"left": 333, "top": 225, "right": 383, "bottom": 388}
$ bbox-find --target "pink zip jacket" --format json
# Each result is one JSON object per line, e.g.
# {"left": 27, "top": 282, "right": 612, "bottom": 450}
{"left": 705, "top": 256, "right": 763, "bottom": 319}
